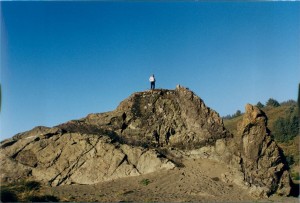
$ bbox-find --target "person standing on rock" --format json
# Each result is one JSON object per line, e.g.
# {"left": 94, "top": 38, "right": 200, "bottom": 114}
{"left": 149, "top": 74, "right": 155, "bottom": 90}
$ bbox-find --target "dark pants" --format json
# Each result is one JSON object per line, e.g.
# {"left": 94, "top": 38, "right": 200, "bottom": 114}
{"left": 151, "top": 81, "right": 155, "bottom": 90}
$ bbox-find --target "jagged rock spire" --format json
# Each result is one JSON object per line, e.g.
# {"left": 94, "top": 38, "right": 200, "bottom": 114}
{"left": 238, "top": 104, "right": 292, "bottom": 196}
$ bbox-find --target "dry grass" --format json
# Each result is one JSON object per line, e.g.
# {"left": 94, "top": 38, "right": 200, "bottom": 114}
{"left": 223, "top": 116, "right": 243, "bottom": 137}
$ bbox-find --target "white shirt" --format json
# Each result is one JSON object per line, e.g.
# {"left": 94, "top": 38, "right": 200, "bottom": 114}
{"left": 149, "top": 76, "right": 155, "bottom": 82}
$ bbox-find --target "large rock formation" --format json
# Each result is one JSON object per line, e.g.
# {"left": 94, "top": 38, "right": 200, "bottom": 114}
{"left": 203, "top": 104, "right": 293, "bottom": 197}
{"left": 238, "top": 104, "right": 292, "bottom": 196}
{"left": 115, "top": 86, "right": 231, "bottom": 148}
{"left": 1, "top": 128, "right": 175, "bottom": 186}
{"left": 0, "top": 86, "right": 293, "bottom": 197}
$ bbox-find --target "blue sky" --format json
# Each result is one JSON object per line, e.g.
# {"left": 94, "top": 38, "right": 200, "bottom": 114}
{"left": 1, "top": 2, "right": 299, "bottom": 140}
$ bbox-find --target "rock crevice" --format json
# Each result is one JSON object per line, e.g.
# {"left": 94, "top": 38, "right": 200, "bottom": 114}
{"left": 0, "top": 86, "right": 293, "bottom": 197}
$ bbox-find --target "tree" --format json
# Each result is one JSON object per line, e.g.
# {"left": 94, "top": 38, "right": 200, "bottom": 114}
{"left": 256, "top": 101, "right": 264, "bottom": 109}
{"left": 222, "top": 114, "right": 233, "bottom": 120}
{"left": 272, "top": 112, "right": 299, "bottom": 143}
{"left": 273, "top": 117, "right": 287, "bottom": 142}
{"left": 222, "top": 110, "right": 243, "bottom": 119}
{"left": 235, "top": 110, "right": 242, "bottom": 117}
{"left": 280, "top": 99, "right": 297, "bottom": 106}
{"left": 266, "top": 98, "right": 280, "bottom": 107}
{"left": 230, "top": 110, "right": 242, "bottom": 118}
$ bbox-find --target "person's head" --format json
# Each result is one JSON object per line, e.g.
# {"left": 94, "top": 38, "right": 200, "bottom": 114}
{"left": 152, "top": 74, "right": 154, "bottom": 77}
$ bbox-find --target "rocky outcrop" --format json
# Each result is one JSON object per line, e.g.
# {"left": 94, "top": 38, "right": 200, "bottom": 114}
{"left": 238, "top": 104, "right": 292, "bottom": 196}
{"left": 54, "top": 86, "right": 231, "bottom": 149}
{"left": 149, "top": 103, "right": 294, "bottom": 198}
{"left": 0, "top": 86, "right": 293, "bottom": 197}
{"left": 0, "top": 86, "right": 231, "bottom": 186}
{"left": 1, "top": 129, "right": 175, "bottom": 186}
{"left": 114, "top": 86, "right": 231, "bottom": 148}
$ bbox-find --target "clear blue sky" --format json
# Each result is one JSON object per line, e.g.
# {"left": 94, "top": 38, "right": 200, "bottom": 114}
{"left": 1, "top": 2, "right": 299, "bottom": 140}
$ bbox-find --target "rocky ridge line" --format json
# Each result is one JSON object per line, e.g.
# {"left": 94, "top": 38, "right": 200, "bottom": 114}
{"left": 0, "top": 86, "right": 294, "bottom": 197}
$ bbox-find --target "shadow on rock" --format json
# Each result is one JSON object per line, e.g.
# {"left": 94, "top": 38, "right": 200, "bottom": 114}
{"left": 290, "top": 182, "right": 300, "bottom": 197}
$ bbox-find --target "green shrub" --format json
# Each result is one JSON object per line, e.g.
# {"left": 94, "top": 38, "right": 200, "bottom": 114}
{"left": 291, "top": 171, "right": 300, "bottom": 181}
{"left": 140, "top": 179, "right": 150, "bottom": 186}
{"left": 285, "top": 155, "right": 295, "bottom": 166}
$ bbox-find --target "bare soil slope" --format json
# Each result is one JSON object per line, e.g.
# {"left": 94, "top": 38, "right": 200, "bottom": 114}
{"left": 45, "top": 158, "right": 254, "bottom": 202}
{"left": 43, "top": 157, "right": 298, "bottom": 202}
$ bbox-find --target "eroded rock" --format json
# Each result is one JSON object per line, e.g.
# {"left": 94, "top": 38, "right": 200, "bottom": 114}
{"left": 0, "top": 87, "right": 293, "bottom": 198}
{"left": 115, "top": 86, "right": 231, "bottom": 148}
{"left": 238, "top": 104, "right": 292, "bottom": 196}
{"left": 1, "top": 132, "right": 175, "bottom": 186}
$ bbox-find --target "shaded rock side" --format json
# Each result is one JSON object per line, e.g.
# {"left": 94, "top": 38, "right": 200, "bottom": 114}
{"left": 60, "top": 86, "right": 231, "bottom": 149}
{"left": 113, "top": 86, "right": 231, "bottom": 148}
{"left": 238, "top": 104, "right": 292, "bottom": 196}
{"left": 0, "top": 129, "right": 175, "bottom": 186}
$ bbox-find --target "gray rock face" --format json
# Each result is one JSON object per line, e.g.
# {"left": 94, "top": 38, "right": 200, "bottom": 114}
{"left": 238, "top": 104, "right": 292, "bottom": 196}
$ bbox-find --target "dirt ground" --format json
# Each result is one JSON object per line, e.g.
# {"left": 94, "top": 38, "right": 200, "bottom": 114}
{"left": 43, "top": 158, "right": 299, "bottom": 202}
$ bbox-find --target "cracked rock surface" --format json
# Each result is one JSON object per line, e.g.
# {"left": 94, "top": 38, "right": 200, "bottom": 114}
{"left": 1, "top": 131, "right": 174, "bottom": 186}
{"left": 237, "top": 104, "right": 292, "bottom": 196}
{"left": 0, "top": 86, "right": 293, "bottom": 197}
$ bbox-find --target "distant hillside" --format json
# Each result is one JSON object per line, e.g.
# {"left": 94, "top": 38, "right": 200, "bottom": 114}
{"left": 224, "top": 101, "right": 298, "bottom": 136}
{"left": 224, "top": 100, "right": 300, "bottom": 181}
